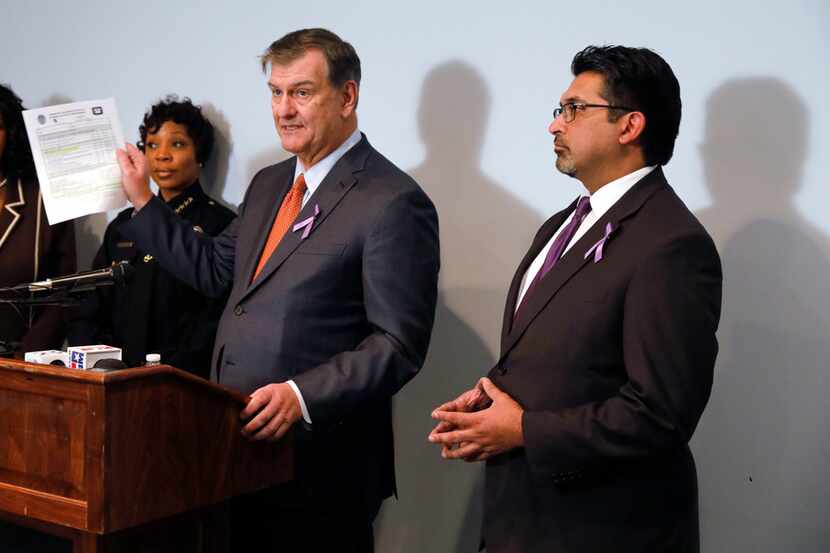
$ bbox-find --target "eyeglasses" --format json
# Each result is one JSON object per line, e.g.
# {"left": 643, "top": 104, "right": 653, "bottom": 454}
{"left": 553, "top": 102, "right": 635, "bottom": 123}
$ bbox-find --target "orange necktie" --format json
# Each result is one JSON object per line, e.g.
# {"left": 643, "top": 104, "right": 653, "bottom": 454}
{"left": 252, "top": 174, "right": 307, "bottom": 281}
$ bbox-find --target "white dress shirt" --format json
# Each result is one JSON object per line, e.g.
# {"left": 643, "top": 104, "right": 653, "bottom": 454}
{"left": 515, "top": 165, "right": 656, "bottom": 310}
{"left": 286, "top": 127, "right": 362, "bottom": 424}
{"left": 294, "top": 128, "right": 362, "bottom": 208}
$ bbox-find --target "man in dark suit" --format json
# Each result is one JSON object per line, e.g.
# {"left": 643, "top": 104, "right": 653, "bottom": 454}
{"left": 429, "top": 46, "right": 722, "bottom": 552}
{"left": 116, "top": 28, "right": 439, "bottom": 551}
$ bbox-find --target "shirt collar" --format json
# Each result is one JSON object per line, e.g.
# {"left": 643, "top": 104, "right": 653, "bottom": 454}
{"left": 588, "top": 165, "right": 656, "bottom": 217}
{"left": 293, "top": 128, "right": 362, "bottom": 197}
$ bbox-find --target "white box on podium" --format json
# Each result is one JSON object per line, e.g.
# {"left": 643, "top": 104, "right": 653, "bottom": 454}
{"left": 67, "top": 345, "right": 122, "bottom": 370}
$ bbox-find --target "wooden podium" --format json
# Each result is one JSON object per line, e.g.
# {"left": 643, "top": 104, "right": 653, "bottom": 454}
{"left": 0, "top": 358, "right": 293, "bottom": 552}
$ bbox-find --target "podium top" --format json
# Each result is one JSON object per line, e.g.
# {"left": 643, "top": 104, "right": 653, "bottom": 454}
{"left": 0, "top": 358, "right": 248, "bottom": 405}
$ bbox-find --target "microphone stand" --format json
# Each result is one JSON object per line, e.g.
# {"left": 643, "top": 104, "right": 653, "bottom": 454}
{"left": 0, "top": 281, "right": 117, "bottom": 308}
{"left": 0, "top": 262, "right": 130, "bottom": 357}
{"left": 0, "top": 340, "right": 16, "bottom": 359}
{"left": 0, "top": 262, "right": 129, "bottom": 325}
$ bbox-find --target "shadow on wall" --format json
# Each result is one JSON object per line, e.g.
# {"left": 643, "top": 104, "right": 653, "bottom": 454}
{"left": 693, "top": 78, "right": 830, "bottom": 552}
{"left": 200, "top": 103, "right": 234, "bottom": 210}
{"left": 73, "top": 213, "right": 108, "bottom": 271}
{"left": 246, "top": 146, "right": 293, "bottom": 187}
{"left": 375, "top": 60, "right": 542, "bottom": 553}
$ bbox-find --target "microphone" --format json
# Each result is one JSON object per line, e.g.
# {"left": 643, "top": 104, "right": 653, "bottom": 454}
{"left": 93, "top": 358, "right": 128, "bottom": 370}
{"left": 0, "top": 341, "right": 16, "bottom": 359}
{"left": 25, "top": 350, "right": 69, "bottom": 365}
{"left": 19, "top": 261, "right": 134, "bottom": 292}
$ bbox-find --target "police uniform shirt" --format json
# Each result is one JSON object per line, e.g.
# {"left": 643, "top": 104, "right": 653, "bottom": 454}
{"left": 69, "top": 180, "right": 235, "bottom": 375}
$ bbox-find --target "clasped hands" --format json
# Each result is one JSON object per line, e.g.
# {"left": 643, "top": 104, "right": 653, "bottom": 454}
{"left": 428, "top": 377, "right": 524, "bottom": 462}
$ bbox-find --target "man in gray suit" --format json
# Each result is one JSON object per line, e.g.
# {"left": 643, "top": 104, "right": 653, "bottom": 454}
{"left": 116, "top": 28, "right": 439, "bottom": 552}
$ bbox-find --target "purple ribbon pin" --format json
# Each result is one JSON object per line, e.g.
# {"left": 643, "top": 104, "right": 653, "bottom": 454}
{"left": 584, "top": 222, "right": 617, "bottom": 263}
{"left": 293, "top": 204, "right": 320, "bottom": 239}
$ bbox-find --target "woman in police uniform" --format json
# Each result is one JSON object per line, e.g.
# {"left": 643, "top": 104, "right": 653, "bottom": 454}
{"left": 70, "top": 96, "right": 235, "bottom": 376}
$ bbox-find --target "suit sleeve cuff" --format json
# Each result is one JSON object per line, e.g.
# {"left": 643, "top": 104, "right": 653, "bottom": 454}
{"left": 522, "top": 410, "right": 586, "bottom": 485}
{"left": 287, "top": 379, "right": 312, "bottom": 424}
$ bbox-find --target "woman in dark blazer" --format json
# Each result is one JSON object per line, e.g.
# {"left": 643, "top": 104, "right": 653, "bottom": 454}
{"left": 0, "top": 83, "right": 77, "bottom": 356}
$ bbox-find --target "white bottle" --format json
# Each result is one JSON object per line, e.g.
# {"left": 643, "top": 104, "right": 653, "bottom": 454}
{"left": 145, "top": 353, "right": 161, "bottom": 366}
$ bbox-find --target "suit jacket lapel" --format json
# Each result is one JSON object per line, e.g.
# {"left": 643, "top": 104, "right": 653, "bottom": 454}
{"left": 240, "top": 137, "right": 371, "bottom": 301}
{"left": 499, "top": 167, "right": 668, "bottom": 361}
{"left": 500, "top": 197, "right": 579, "bottom": 347}
{"left": 0, "top": 179, "right": 26, "bottom": 251}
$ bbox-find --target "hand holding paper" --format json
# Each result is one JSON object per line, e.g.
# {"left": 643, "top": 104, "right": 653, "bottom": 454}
{"left": 115, "top": 143, "right": 153, "bottom": 210}
{"left": 22, "top": 99, "right": 129, "bottom": 223}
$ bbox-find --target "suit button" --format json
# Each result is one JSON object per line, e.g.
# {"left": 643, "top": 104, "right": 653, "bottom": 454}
{"left": 234, "top": 305, "right": 245, "bottom": 316}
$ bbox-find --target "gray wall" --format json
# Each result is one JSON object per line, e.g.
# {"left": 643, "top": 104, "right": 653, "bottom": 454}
{"left": 2, "top": 1, "right": 828, "bottom": 550}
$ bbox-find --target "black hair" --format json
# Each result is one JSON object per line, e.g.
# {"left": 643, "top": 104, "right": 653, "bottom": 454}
{"left": 0, "top": 83, "right": 35, "bottom": 180}
{"left": 138, "top": 95, "right": 214, "bottom": 164}
{"left": 572, "top": 45, "right": 681, "bottom": 166}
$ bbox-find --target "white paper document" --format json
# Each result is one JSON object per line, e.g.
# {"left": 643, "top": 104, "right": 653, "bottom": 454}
{"left": 23, "top": 99, "right": 128, "bottom": 224}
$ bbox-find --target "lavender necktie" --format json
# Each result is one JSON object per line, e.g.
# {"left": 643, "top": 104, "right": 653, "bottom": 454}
{"left": 515, "top": 196, "right": 592, "bottom": 318}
